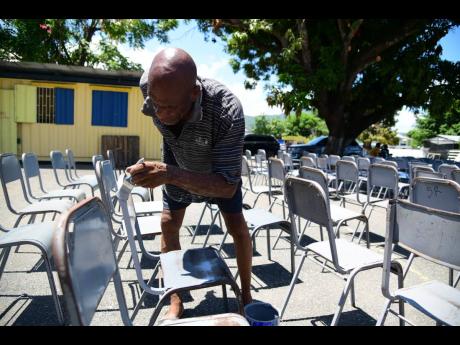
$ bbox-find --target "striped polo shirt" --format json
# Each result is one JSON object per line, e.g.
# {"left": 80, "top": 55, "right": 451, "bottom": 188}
{"left": 139, "top": 72, "right": 245, "bottom": 203}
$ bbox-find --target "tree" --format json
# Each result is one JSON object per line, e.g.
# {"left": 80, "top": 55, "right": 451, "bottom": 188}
{"left": 253, "top": 116, "right": 271, "bottom": 135}
{"left": 408, "top": 99, "right": 460, "bottom": 147}
{"left": 197, "top": 19, "right": 460, "bottom": 154}
{"left": 0, "top": 19, "right": 178, "bottom": 71}
{"left": 358, "top": 122, "right": 400, "bottom": 146}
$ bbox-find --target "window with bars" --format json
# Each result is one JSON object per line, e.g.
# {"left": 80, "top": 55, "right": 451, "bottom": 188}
{"left": 36, "top": 87, "right": 55, "bottom": 123}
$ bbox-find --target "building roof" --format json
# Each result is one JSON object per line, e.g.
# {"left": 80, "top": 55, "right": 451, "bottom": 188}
{"left": 0, "top": 60, "right": 143, "bottom": 87}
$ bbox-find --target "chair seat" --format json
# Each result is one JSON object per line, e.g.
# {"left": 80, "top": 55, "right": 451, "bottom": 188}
{"left": 136, "top": 215, "right": 162, "bottom": 236}
{"left": 132, "top": 186, "right": 151, "bottom": 201}
{"left": 0, "top": 221, "right": 56, "bottom": 255}
{"left": 342, "top": 193, "right": 389, "bottom": 208}
{"left": 134, "top": 200, "right": 163, "bottom": 215}
{"left": 307, "top": 238, "right": 383, "bottom": 272}
{"left": 37, "top": 189, "right": 86, "bottom": 202}
{"left": 21, "top": 199, "right": 74, "bottom": 214}
{"left": 158, "top": 313, "right": 249, "bottom": 326}
{"left": 395, "top": 280, "right": 460, "bottom": 326}
{"left": 72, "top": 175, "right": 98, "bottom": 188}
{"left": 161, "top": 247, "right": 233, "bottom": 290}
{"left": 330, "top": 205, "right": 365, "bottom": 224}
{"left": 243, "top": 208, "right": 287, "bottom": 230}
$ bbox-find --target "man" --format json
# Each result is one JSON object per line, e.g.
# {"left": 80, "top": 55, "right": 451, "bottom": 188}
{"left": 126, "top": 47, "right": 253, "bottom": 320}
{"left": 369, "top": 142, "right": 381, "bottom": 157}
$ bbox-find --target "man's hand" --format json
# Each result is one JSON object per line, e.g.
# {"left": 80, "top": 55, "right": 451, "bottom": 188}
{"left": 126, "top": 161, "right": 169, "bottom": 188}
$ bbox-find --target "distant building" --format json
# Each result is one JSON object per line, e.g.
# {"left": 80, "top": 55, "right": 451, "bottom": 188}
{"left": 0, "top": 61, "right": 162, "bottom": 162}
{"left": 423, "top": 134, "right": 460, "bottom": 159}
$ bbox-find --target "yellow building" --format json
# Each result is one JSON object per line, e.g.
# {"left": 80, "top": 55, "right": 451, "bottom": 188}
{"left": 0, "top": 61, "right": 162, "bottom": 163}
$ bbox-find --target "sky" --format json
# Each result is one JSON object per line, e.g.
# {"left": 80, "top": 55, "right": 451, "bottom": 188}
{"left": 117, "top": 21, "right": 460, "bottom": 134}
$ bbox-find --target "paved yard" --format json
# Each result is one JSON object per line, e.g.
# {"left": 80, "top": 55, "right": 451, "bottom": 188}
{"left": 0, "top": 165, "right": 456, "bottom": 326}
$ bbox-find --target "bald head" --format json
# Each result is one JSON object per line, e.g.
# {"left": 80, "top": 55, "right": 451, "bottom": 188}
{"left": 148, "top": 47, "right": 197, "bottom": 91}
{"left": 146, "top": 48, "right": 200, "bottom": 126}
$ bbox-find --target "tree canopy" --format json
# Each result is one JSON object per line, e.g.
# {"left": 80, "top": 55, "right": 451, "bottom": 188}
{"left": 197, "top": 19, "right": 460, "bottom": 154}
{"left": 0, "top": 19, "right": 178, "bottom": 71}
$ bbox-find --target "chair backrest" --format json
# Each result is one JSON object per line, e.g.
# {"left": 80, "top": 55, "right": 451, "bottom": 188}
{"left": 414, "top": 169, "right": 444, "bottom": 179}
{"left": 245, "top": 149, "right": 252, "bottom": 161}
{"left": 438, "top": 164, "right": 460, "bottom": 179}
{"left": 382, "top": 199, "right": 460, "bottom": 298}
{"left": 66, "top": 148, "right": 77, "bottom": 173}
{"left": 357, "top": 157, "right": 370, "bottom": 172}
{"left": 316, "top": 157, "right": 329, "bottom": 172}
{"left": 336, "top": 159, "right": 359, "bottom": 183}
{"left": 0, "top": 153, "right": 31, "bottom": 212}
{"left": 257, "top": 149, "right": 267, "bottom": 161}
{"left": 95, "top": 160, "right": 118, "bottom": 214}
{"left": 21, "top": 152, "right": 47, "bottom": 197}
{"left": 342, "top": 155, "right": 356, "bottom": 162}
{"left": 284, "top": 177, "right": 338, "bottom": 268}
{"left": 282, "top": 152, "right": 293, "bottom": 170}
{"left": 268, "top": 158, "right": 286, "bottom": 183}
{"left": 300, "top": 156, "right": 316, "bottom": 168}
{"left": 410, "top": 177, "right": 460, "bottom": 213}
{"left": 409, "top": 162, "right": 432, "bottom": 183}
{"left": 53, "top": 197, "right": 132, "bottom": 326}
{"left": 367, "top": 164, "right": 399, "bottom": 199}
{"left": 107, "top": 150, "right": 119, "bottom": 178}
{"left": 378, "top": 160, "right": 398, "bottom": 169}
{"left": 328, "top": 155, "right": 340, "bottom": 168}
{"left": 277, "top": 150, "right": 284, "bottom": 159}
{"left": 452, "top": 169, "right": 460, "bottom": 184}
{"left": 92, "top": 154, "right": 104, "bottom": 171}
{"left": 373, "top": 157, "right": 385, "bottom": 164}
{"left": 304, "top": 152, "right": 317, "bottom": 161}
{"left": 299, "top": 166, "right": 330, "bottom": 199}
{"left": 50, "top": 150, "right": 72, "bottom": 186}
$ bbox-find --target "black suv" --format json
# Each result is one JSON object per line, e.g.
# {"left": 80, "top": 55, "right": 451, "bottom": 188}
{"left": 243, "top": 134, "right": 280, "bottom": 157}
{"left": 288, "top": 135, "right": 364, "bottom": 159}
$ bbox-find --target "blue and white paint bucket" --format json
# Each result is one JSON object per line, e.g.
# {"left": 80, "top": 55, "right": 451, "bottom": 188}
{"left": 244, "top": 302, "right": 280, "bottom": 326}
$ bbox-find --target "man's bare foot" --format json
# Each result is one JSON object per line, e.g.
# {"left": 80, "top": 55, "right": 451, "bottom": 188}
{"left": 163, "top": 293, "right": 184, "bottom": 320}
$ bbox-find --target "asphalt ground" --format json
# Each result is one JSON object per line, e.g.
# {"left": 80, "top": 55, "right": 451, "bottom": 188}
{"left": 0, "top": 165, "right": 457, "bottom": 326}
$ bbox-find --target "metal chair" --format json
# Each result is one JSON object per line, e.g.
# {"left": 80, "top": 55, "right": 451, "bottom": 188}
{"left": 413, "top": 169, "right": 444, "bottom": 179}
{"left": 406, "top": 177, "right": 460, "bottom": 287}
{"left": 452, "top": 169, "right": 460, "bottom": 184}
{"left": 342, "top": 156, "right": 356, "bottom": 163}
{"left": 22, "top": 152, "right": 86, "bottom": 203}
{"left": 298, "top": 166, "right": 369, "bottom": 245}
{"left": 107, "top": 149, "right": 122, "bottom": 179}
{"left": 116, "top": 176, "right": 245, "bottom": 325}
{"left": 377, "top": 199, "right": 460, "bottom": 326}
{"left": 279, "top": 177, "right": 403, "bottom": 325}
{"left": 300, "top": 156, "right": 316, "bottom": 168}
{"left": 52, "top": 196, "right": 248, "bottom": 326}
{"left": 0, "top": 153, "right": 74, "bottom": 227}
{"left": 65, "top": 149, "right": 99, "bottom": 187}
{"left": 438, "top": 164, "right": 459, "bottom": 179}
{"left": 50, "top": 150, "right": 98, "bottom": 196}
{"left": 0, "top": 220, "right": 64, "bottom": 324}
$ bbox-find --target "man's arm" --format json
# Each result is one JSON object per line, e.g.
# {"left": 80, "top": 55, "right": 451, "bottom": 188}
{"left": 127, "top": 161, "right": 238, "bottom": 199}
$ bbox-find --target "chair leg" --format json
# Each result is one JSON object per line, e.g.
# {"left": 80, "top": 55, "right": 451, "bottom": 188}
{"left": 117, "top": 240, "right": 129, "bottom": 264}
{"left": 222, "top": 284, "right": 229, "bottom": 312}
{"left": 330, "top": 275, "right": 356, "bottom": 326}
{"left": 131, "top": 262, "right": 161, "bottom": 321}
{"left": 43, "top": 254, "right": 65, "bottom": 325}
{"left": 202, "top": 209, "right": 220, "bottom": 248}
{"left": 376, "top": 298, "right": 392, "bottom": 326}
{"left": 148, "top": 292, "right": 171, "bottom": 326}
{"left": 272, "top": 229, "right": 284, "bottom": 250}
{"left": 454, "top": 272, "right": 460, "bottom": 288}
{"left": 0, "top": 247, "right": 12, "bottom": 282}
{"left": 266, "top": 228, "right": 271, "bottom": 261}
{"left": 350, "top": 280, "right": 356, "bottom": 308}
{"left": 402, "top": 253, "right": 416, "bottom": 280}
{"left": 191, "top": 203, "right": 207, "bottom": 244}
{"left": 449, "top": 268, "right": 454, "bottom": 286}
{"left": 280, "top": 253, "right": 307, "bottom": 319}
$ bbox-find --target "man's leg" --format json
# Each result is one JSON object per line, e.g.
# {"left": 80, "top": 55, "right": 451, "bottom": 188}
{"left": 220, "top": 211, "right": 253, "bottom": 305}
{"left": 160, "top": 205, "right": 187, "bottom": 319}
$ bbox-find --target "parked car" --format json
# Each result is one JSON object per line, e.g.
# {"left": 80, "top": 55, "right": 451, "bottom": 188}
{"left": 243, "top": 134, "right": 280, "bottom": 157}
{"left": 287, "top": 135, "right": 364, "bottom": 159}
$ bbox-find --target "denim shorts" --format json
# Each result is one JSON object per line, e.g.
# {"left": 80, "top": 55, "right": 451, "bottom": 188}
{"left": 162, "top": 180, "right": 243, "bottom": 214}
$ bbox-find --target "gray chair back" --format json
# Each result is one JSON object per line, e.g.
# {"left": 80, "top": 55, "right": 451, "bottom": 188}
{"left": 317, "top": 157, "right": 329, "bottom": 172}
{"left": 53, "top": 197, "right": 132, "bottom": 326}
{"left": 409, "top": 162, "right": 432, "bottom": 183}
{"left": 22, "top": 152, "right": 47, "bottom": 197}
{"left": 282, "top": 152, "right": 293, "bottom": 170}
{"left": 107, "top": 149, "right": 119, "bottom": 178}
{"left": 268, "top": 158, "right": 286, "bottom": 183}
{"left": 382, "top": 200, "right": 460, "bottom": 299}
{"left": 378, "top": 160, "right": 398, "bottom": 169}
{"left": 328, "top": 155, "right": 340, "bottom": 169}
{"left": 257, "top": 149, "right": 267, "bottom": 161}
{"left": 65, "top": 148, "right": 78, "bottom": 179}
{"left": 452, "top": 170, "right": 460, "bottom": 184}
{"left": 410, "top": 177, "right": 460, "bottom": 213}
{"left": 373, "top": 157, "right": 385, "bottom": 163}
{"left": 92, "top": 154, "right": 104, "bottom": 171}
{"left": 300, "top": 156, "right": 316, "bottom": 168}
{"left": 336, "top": 160, "right": 359, "bottom": 183}
{"left": 95, "top": 160, "right": 118, "bottom": 214}
{"left": 50, "top": 150, "right": 72, "bottom": 186}
{"left": 284, "top": 177, "right": 338, "bottom": 266}
{"left": 304, "top": 152, "right": 317, "bottom": 161}
{"left": 0, "top": 153, "right": 32, "bottom": 213}
{"left": 357, "top": 157, "right": 370, "bottom": 173}
{"left": 342, "top": 156, "right": 356, "bottom": 162}
{"left": 438, "top": 164, "right": 460, "bottom": 179}
{"left": 299, "top": 166, "right": 330, "bottom": 198}
{"left": 414, "top": 169, "right": 444, "bottom": 179}
{"left": 367, "top": 164, "right": 399, "bottom": 200}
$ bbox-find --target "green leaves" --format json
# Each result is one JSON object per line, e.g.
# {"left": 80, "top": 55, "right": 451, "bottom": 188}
{"left": 0, "top": 19, "right": 178, "bottom": 71}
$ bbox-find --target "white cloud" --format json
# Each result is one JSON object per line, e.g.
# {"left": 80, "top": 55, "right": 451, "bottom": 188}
{"left": 226, "top": 81, "right": 284, "bottom": 116}
{"left": 118, "top": 45, "right": 163, "bottom": 72}
{"left": 196, "top": 59, "right": 228, "bottom": 80}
